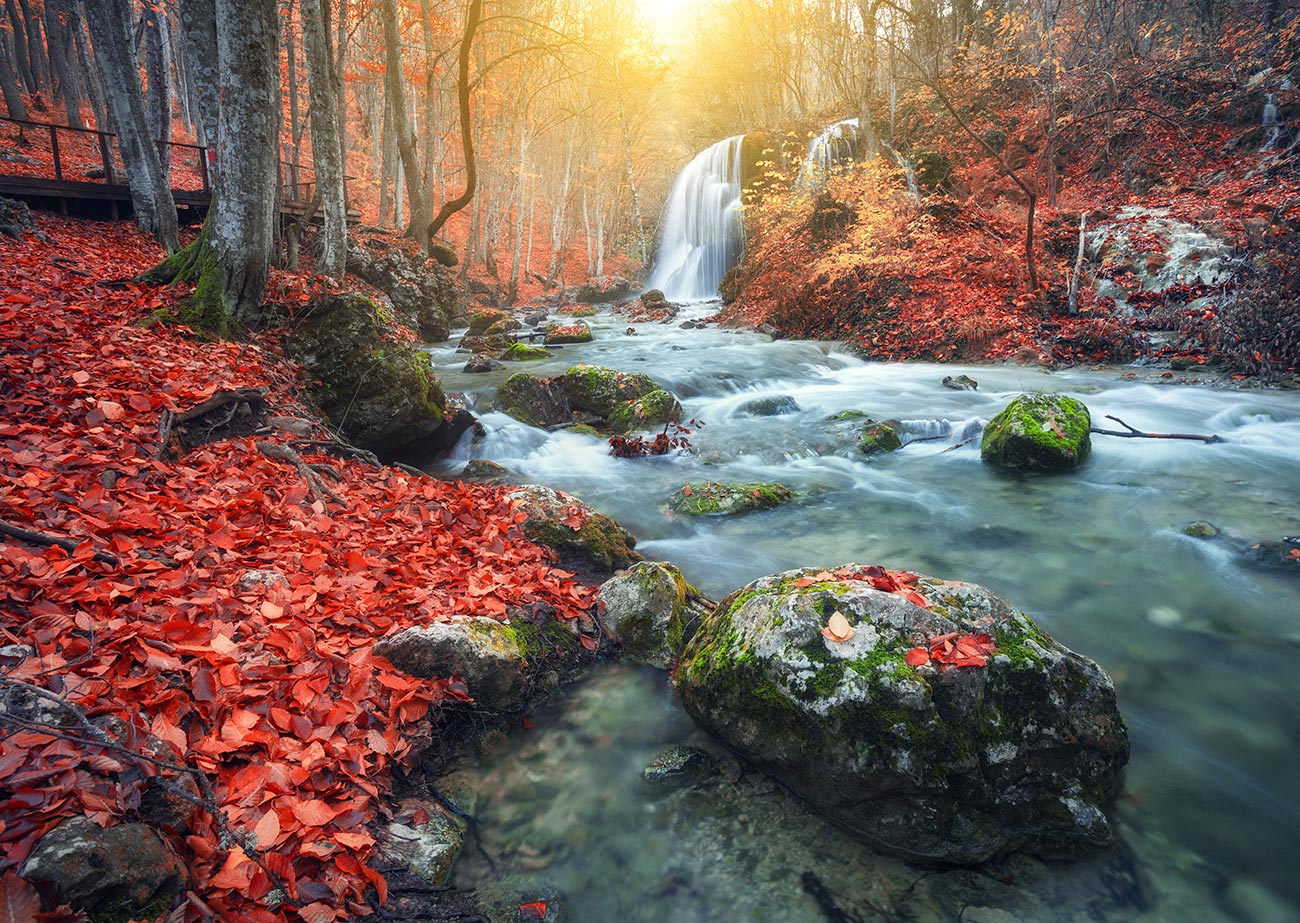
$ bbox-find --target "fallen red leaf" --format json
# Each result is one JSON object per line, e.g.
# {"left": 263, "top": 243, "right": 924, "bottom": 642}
{"left": 518, "top": 901, "right": 548, "bottom": 920}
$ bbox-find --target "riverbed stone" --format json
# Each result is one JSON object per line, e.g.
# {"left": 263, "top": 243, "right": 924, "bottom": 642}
{"left": 596, "top": 562, "right": 700, "bottom": 668}
{"left": 1182, "top": 520, "right": 1220, "bottom": 539}
{"left": 544, "top": 321, "right": 594, "bottom": 345}
{"left": 563, "top": 365, "right": 659, "bottom": 417}
{"left": 1242, "top": 539, "right": 1300, "bottom": 573}
{"left": 464, "top": 355, "right": 504, "bottom": 373}
{"left": 467, "top": 308, "right": 514, "bottom": 337}
{"left": 20, "top": 818, "right": 186, "bottom": 919}
{"left": 502, "top": 343, "right": 551, "bottom": 361}
{"left": 641, "top": 745, "right": 716, "bottom": 786}
{"left": 739, "top": 395, "right": 801, "bottom": 416}
{"left": 507, "top": 485, "right": 640, "bottom": 578}
{"left": 943, "top": 375, "right": 979, "bottom": 390}
{"left": 859, "top": 421, "right": 903, "bottom": 454}
{"left": 605, "top": 390, "right": 683, "bottom": 433}
{"left": 285, "top": 292, "right": 447, "bottom": 454}
{"left": 380, "top": 797, "right": 468, "bottom": 886}
{"left": 668, "top": 482, "right": 793, "bottom": 517}
{"left": 575, "top": 276, "right": 632, "bottom": 303}
{"left": 375, "top": 616, "right": 527, "bottom": 710}
{"left": 675, "top": 564, "right": 1130, "bottom": 864}
{"left": 496, "top": 373, "right": 572, "bottom": 428}
{"left": 981, "top": 393, "right": 1092, "bottom": 471}
{"left": 462, "top": 459, "right": 509, "bottom": 480}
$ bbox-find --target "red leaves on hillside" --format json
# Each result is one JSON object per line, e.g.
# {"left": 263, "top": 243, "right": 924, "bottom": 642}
{"left": 0, "top": 218, "right": 597, "bottom": 921}
{"left": 906, "top": 633, "right": 997, "bottom": 669}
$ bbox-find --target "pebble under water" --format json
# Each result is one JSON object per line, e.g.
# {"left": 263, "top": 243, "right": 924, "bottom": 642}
{"left": 424, "top": 302, "right": 1300, "bottom": 922}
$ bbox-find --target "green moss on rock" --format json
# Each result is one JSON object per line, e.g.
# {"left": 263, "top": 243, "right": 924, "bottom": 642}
{"left": 563, "top": 365, "right": 658, "bottom": 416}
{"left": 859, "top": 421, "right": 903, "bottom": 455}
{"left": 494, "top": 373, "right": 572, "bottom": 428}
{"left": 543, "top": 321, "right": 594, "bottom": 345}
{"left": 667, "top": 482, "right": 793, "bottom": 517}
{"left": 606, "top": 389, "right": 683, "bottom": 433}
{"left": 501, "top": 342, "right": 551, "bottom": 361}
{"left": 981, "top": 393, "right": 1092, "bottom": 471}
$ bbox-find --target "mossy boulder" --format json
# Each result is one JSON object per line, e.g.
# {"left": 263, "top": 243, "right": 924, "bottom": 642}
{"left": 459, "top": 333, "right": 515, "bottom": 354}
{"left": 507, "top": 485, "right": 641, "bottom": 579}
{"left": 495, "top": 373, "right": 572, "bottom": 428}
{"left": 667, "top": 482, "right": 793, "bottom": 517}
{"left": 596, "top": 562, "right": 707, "bottom": 668}
{"left": 739, "top": 395, "right": 801, "bottom": 416}
{"left": 859, "top": 421, "right": 903, "bottom": 455}
{"left": 467, "top": 308, "right": 513, "bottom": 337}
{"left": 543, "top": 321, "right": 594, "bottom": 345}
{"left": 429, "top": 240, "right": 459, "bottom": 268}
{"left": 559, "top": 304, "right": 598, "bottom": 317}
{"left": 563, "top": 365, "right": 659, "bottom": 417}
{"left": 482, "top": 317, "right": 523, "bottom": 337}
{"left": 676, "top": 565, "right": 1130, "bottom": 865}
{"left": 375, "top": 616, "right": 527, "bottom": 710}
{"left": 606, "top": 389, "right": 683, "bottom": 433}
{"left": 501, "top": 342, "right": 551, "bottom": 361}
{"left": 286, "top": 292, "right": 446, "bottom": 454}
{"left": 981, "top": 394, "right": 1092, "bottom": 471}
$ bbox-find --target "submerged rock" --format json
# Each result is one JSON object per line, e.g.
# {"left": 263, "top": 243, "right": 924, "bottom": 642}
{"left": 376, "top": 616, "right": 527, "bottom": 711}
{"left": 943, "top": 375, "right": 979, "bottom": 391}
{"left": 739, "top": 395, "right": 801, "bottom": 416}
{"left": 641, "top": 745, "right": 716, "bottom": 787}
{"left": 380, "top": 797, "right": 468, "bottom": 887}
{"left": 667, "top": 482, "right": 793, "bottom": 517}
{"left": 1182, "top": 520, "right": 1220, "bottom": 539}
{"left": 20, "top": 818, "right": 186, "bottom": 919}
{"left": 1242, "top": 539, "right": 1300, "bottom": 573}
{"left": 507, "top": 485, "right": 640, "bottom": 579}
{"left": 285, "top": 292, "right": 446, "bottom": 454}
{"left": 675, "top": 565, "right": 1130, "bottom": 864}
{"left": 596, "top": 562, "right": 704, "bottom": 669}
{"left": 982, "top": 393, "right": 1092, "bottom": 471}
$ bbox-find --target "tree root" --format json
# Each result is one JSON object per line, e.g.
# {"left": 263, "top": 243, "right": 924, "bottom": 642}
{"left": 0, "top": 520, "right": 119, "bottom": 567}
{"left": 256, "top": 441, "right": 346, "bottom": 504}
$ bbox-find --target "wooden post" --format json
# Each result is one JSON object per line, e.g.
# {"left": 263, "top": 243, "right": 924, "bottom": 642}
{"left": 49, "top": 125, "right": 62, "bottom": 180}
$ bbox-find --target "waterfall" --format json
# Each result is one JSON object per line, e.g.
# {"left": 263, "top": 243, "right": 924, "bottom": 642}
{"left": 1262, "top": 93, "right": 1281, "bottom": 152}
{"left": 648, "top": 136, "right": 746, "bottom": 302}
{"left": 798, "top": 117, "right": 860, "bottom": 190}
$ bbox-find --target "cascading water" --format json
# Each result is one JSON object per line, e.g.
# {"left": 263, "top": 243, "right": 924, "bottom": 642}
{"left": 798, "top": 117, "right": 860, "bottom": 189}
{"left": 648, "top": 136, "right": 745, "bottom": 301}
{"left": 1262, "top": 93, "right": 1281, "bottom": 151}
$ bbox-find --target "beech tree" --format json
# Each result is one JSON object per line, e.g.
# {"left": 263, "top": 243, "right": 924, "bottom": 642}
{"left": 301, "top": 0, "right": 347, "bottom": 279}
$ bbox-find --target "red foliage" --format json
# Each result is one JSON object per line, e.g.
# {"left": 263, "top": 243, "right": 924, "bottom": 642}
{"left": 905, "top": 633, "right": 998, "bottom": 669}
{"left": 790, "top": 565, "right": 929, "bottom": 609}
{"left": 607, "top": 420, "right": 696, "bottom": 458}
{"left": 0, "top": 218, "right": 596, "bottom": 921}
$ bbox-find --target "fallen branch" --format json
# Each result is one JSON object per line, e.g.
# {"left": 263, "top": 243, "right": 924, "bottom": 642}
{"left": 290, "top": 439, "right": 382, "bottom": 467}
{"left": 174, "top": 387, "right": 269, "bottom": 424}
{"left": 0, "top": 520, "right": 119, "bottom": 567}
{"left": 1091, "top": 415, "right": 1224, "bottom": 444}
{"left": 941, "top": 433, "right": 982, "bottom": 453}
{"left": 257, "top": 441, "right": 346, "bottom": 504}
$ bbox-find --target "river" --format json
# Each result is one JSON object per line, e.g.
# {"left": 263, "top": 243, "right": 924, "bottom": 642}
{"left": 423, "top": 301, "right": 1300, "bottom": 922}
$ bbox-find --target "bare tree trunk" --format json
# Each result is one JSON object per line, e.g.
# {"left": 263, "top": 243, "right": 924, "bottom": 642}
{"left": 335, "top": 0, "right": 348, "bottom": 186}
{"left": 44, "top": 0, "right": 85, "bottom": 128}
{"left": 0, "top": 25, "right": 27, "bottom": 119}
{"left": 426, "top": 0, "right": 483, "bottom": 243}
{"left": 285, "top": 0, "right": 301, "bottom": 197}
{"left": 84, "top": 0, "right": 178, "bottom": 250}
{"left": 613, "top": 58, "right": 648, "bottom": 267}
{"left": 547, "top": 119, "right": 577, "bottom": 283}
{"left": 4, "top": 0, "right": 35, "bottom": 96}
{"left": 508, "top": 120, "right": 528, "bottom": 304}
{"left": 143, "top": 1, "right": 171, "bottom": 179}
{"left": 300, "top": 0, "right": 346, "bottom": 279}
{"left": 379, "top": 89, "right": 393, "bottom": 227}
{"left": 178, "top": 0, "right": 218, "bottom": 158}
{"left": 379, "top": 0, "right": 426, "bottom": 246}
{"left": 1067, "top": 212, "right": 1088, "bottom": 315}
{"left": 72, "top": 3, "right": 106, "bottom": 130}
{"left": 16, "top": 0, "right": 47, "bottom": 96}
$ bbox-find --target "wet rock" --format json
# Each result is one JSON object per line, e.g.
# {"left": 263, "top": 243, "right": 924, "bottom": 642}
{"left": 524, "top": 310, "right": 549, "bottom": 326}
{"left": 20, "top": 818, "right": 186, "bottom": 919}
{"left": 502, "top": 343, "right": 552, "bottom": 361}
{"left": 380, "top": 797, "right": 467, "bottom": 886}
{"left": 1182, "top": 521, "right": 1220, "bottom": 539}
{"left": 667, "top": 482, "right": 793, "bottom": 517}
{"left": 285, "top": 292, "right": 446, "bottom": 454}
{"left": 757, "top": 323, "right": 784, "bottom": 339}
{"left": 563, "top": 365, "right": 659, "bottom": 417}
{"left": 641, "top": 745, "right": 716, "bottom": 786}
{"left": 483, "top": 316, "right": 524, "bottom": 338}
{"left": 1242, "top": 539, "right": 1300, "bottom": 573}
{"left": 465, "top": 355, "right": 504, "bottom": 373}
{"left": 596, "top": 562, "right": 703, "bottom": 668}
{"left": 463, "top": 459, "right": 509, "bottom": 480}
{"left": 558, "top": 304, "right": 598, "bottom": 318}
{"left": 676, "top": 565, "right": 1130, "bottom": 864}
{"left": 543, "top": 321, "right": 594, "bottom": 345}
{"left": 467, "top": 308, "right": 515, "bottom": 337}
{"left": 496, "top": 373, "right": 573, "bottom": 428}
{"left": 460, "top": 332, "right": 515, "bottom": 354}
{"left": 605, "top": 390, "right": 683, "bottom": 433}
{"left": 943, "top": 374, "right": 979, "bottom": 391}
{"left": 859, "top": 421, "right": 902, "bottom": 455}
{"left": 575, "top": 276, "right": 632, "bottom": 303}
{"left": 826, "top": 409, "right": 871, "bottom": 422}
{"left": 376, "top": 616, "right": 527, "bottom": 711}
{"left": 507, "top": 485, "right": 640, "bottom": 579}
{"left": 346, "top": 243, "right": 457, "bottom": 342}
{"left": 738, "top": 395, "right": 801, "bottom": 416}
{"left": 982, "top": 393, "right": 1091, "bottom": 472}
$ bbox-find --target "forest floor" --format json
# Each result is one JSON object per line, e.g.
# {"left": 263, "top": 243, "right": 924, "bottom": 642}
{"left": 0, "top": 216, "right": 596, "bottom": 922}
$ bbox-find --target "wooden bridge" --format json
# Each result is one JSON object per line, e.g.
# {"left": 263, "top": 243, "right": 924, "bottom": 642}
{"left": 0, "top": 115, "right": 358, "bottom": 223}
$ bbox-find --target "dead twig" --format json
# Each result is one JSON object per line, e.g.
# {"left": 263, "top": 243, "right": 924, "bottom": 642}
{"left": 1091, "top": 415, "right": 1224, "bottom": 444}
{"left": 941, "top": 433, "right": 982, "bottom": 453}
{"left": 256, "top": 441, "right": 346, "bottom": 503}
{"left": 0, "top": 520, "right": 119, "bottom": 567}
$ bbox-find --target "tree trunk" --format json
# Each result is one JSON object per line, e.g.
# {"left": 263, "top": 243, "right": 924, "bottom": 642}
{"left": 178, "top": 0, "right": 219, "bottom": 157}
{"left": 72, "top": 2, "right": 107, "bottom": 131}
{"left": 44, "top": 0, "right": 85, "bottom": 129}
{"left": 379, "top": 0, "right": 426, "bottom": 246}
{"left": 0, "top": 26, "right": 27, "bottom": 119}
{"left": 300, "top": 0, "right": 346, "bottom": 280}
{"left": 16, "top": 0, "right": 46, "bottom": 95}
{"left": 285, "top": 0, "right": 301, "bottom": 196}
{"left": 143, "top": 2, "right": 171, "bottom": 179}
{"left": 83, "top": 0, "right": 178, "bottom": 250}
{"left": 4, "top": 0, "right": 35, "bottom": 95}
{"left": 426, "top": 0, "right": 483, "bottom": 243}
{"left": 334, "top": 0, "right": 347, "bottom": 187}
{"left": 378, "top": 89, "right": 393, "bottom": 227}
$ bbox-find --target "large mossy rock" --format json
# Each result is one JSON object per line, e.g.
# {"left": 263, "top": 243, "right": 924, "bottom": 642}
{"left": 287, "top": 292, "right": 446, "bottom": 454}
{"left": 345, "top": 243, "right": 458, "bottom": 342}
{"left": 596, "top": 562, "right": 705, "bottom": 669}
{"left": 676, "top": 565, "right": 1130, "bottom": 865}
{"left": 667, "top": 482, "right": 792, "bottom": 517}
{"left": 563, "top": 365, "right": 658, "bottom": 417}
{"left": 982, "top": 394, "right": 1092, "bottom": 471}
{"left": 507, "top": 485, "right": 640, "bottom": 579}
{"left": 375, "top": 616, "right": 527, "bottom": 711}
{"left": 495, "top": 373, "right": 572, "bottom": 428}
{"left": 606, "top": 389, "right": 683, "bottom": 433}
{"left": 543, "top": 321, "right": 594, "bottom": 345}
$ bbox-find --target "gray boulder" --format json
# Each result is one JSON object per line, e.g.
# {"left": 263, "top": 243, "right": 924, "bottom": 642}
{"left": 507, "top": 485, "right": 640, "bottom": 579}
{"left": 379, "top": 796, "right": 469, "bottom": 886}
{"left": 596, "top": 562, "right": 704, "bottom": 668}
{"left": 676, "top": 565, "right": 1130, "bottom": 864}
{"left": 376, "top": 616, "right": 527, "bottom": 711}
{"left": 20, "top": 818, "right": 186, "bottom": 918}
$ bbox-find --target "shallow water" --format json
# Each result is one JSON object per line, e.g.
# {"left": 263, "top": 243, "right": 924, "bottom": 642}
{"left": 425, "top": 303, "right": 1300, "bottom": 922}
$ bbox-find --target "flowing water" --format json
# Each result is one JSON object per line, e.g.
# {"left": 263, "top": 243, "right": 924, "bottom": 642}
{"left": 424, "top": 303, "right": 1300, "bottom": 922}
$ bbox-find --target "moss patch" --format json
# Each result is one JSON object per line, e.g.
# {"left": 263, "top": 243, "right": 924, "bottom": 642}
{"left": 606, "top": 389, "right": 683, "bottom": 433}
{"left": 501, "top": 342, "right": 551, "bottom": 361}
{"left": 667, "top": 482, "right": 793, "bottom": 517}
{"left": 981, "top": 393, "right": 1092, "bottom": 471}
